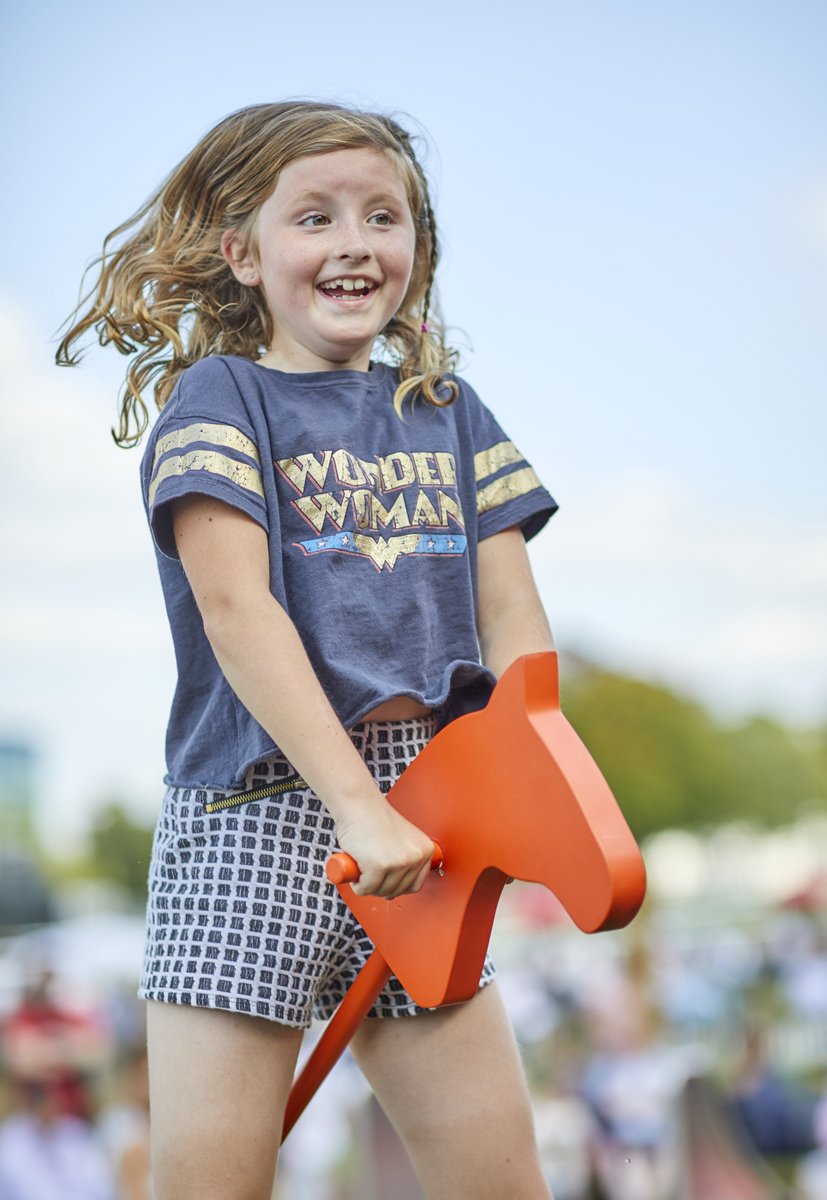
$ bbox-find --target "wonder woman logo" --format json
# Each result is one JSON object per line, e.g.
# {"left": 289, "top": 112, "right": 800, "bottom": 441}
{"left": 295, "top": 532, "right": 467, "bottom": 572}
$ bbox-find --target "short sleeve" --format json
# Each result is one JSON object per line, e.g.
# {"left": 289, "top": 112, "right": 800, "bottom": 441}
{"left": 141, "top": 358, "right": 269, "bottom": 558}
{"left": 465, "top": 385, "right": 558, "bottom": 541}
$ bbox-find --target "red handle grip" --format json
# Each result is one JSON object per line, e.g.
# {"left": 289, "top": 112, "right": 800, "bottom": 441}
{"left": 326, "top": 841, "right": 444, "bottom": 886}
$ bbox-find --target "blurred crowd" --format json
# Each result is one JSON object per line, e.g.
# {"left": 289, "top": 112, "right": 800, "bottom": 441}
{"left": 2, "top": 887, "right": 827, "bottom": 1200}
{"left": 496, "top": 887, "right": 827, "bottom": 1200}
{"left": 0, "top": 967, "right": 148, "bottom": 1200}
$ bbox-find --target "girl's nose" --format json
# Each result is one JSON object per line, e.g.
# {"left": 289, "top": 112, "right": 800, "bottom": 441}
{"left": 337, "top": 221, "right": 371, "bottom": 261}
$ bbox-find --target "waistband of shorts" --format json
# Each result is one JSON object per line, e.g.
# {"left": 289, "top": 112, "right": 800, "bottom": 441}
{"left": 348, "top": 713, "right": 438, "bottom": 753}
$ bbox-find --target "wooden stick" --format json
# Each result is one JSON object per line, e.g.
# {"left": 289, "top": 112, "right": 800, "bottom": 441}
{"left": 282, "top": 949, "right": 392, "bottom": 1139}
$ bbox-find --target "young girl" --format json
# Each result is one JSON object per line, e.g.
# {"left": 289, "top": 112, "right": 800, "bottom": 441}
{"left": 59, "top": 101, "right": 558, "bottom": 1200}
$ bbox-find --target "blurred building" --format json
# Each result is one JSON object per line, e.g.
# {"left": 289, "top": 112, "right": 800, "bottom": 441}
{"left": 0, "top": 740, "right": 37, "bottom": 849}
{"left": 0, "top": 739, "right": 53, "bottom": 930}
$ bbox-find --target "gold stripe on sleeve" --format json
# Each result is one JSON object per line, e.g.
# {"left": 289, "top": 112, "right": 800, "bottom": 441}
{"left": 474, "top": 440, "right": 523, "bottom": 481}
{"left": 477, "top": 466, "right": 543, "bottom": 516}
{"left": 148, "top": 450, "right": 265, "bottom": 507}
{"left": 153, "top": 422, "right": 261, "bottom": 471}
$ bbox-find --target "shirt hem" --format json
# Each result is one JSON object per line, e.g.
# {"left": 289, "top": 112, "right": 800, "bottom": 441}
{"left": 162, "top": 660, "right": 496, "bottom": 791}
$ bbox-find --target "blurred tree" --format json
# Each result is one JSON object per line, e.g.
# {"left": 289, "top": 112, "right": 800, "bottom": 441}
{"left": 562, "top": 665, "right": 728, "bottom": 838}
{"left": 720, "top": 717, "right": 824, "bottom": 825}
{"left": 87, "top": 802, "right": 154, "bottom": 904}
{"left": 815, "top": 720, "right": 827, "bottom": 800}
{"left": 560, "top": 660, "right": 826, "bottom": 839}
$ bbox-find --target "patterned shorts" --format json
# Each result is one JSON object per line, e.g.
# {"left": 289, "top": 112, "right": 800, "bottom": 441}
{"left": 139, "top": 716, "right": 495, "bottom": 1028}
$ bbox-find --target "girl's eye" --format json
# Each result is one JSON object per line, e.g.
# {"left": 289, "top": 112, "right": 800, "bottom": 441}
{"left": 368, "top": 211, "right": 394, "bottom": 226}
{"left": 299, "top": 212, "right": 329, "bottom": 227}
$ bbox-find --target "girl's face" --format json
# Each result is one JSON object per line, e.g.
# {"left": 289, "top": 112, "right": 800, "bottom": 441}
{"left": 224, "top": 147, "right": 417, "bottom": 373}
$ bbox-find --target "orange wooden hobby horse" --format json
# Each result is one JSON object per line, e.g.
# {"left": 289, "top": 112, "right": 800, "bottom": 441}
{"left": 282, "top": 651, "right": 647, "bottom": 1138}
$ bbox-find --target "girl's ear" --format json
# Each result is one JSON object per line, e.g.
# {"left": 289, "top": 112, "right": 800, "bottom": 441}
{"left": 221, "top": 230, "right": 262, "bottom": 287}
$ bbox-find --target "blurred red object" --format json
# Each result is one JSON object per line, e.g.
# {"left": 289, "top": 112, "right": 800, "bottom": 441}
{"left": 780, "top": 871, "right": 827, "bottom": 913}
{"left": 509, "top": 883, "right": 568, "bottom": 928}
{"left": 1, "top": 970, "right": 108, "bottom": 1119}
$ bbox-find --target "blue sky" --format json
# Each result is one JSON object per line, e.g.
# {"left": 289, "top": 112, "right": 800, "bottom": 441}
{"left": 1, "top": 1, "right": 825, "bottom": 849}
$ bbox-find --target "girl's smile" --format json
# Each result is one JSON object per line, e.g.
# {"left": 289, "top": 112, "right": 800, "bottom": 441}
{"left": 222, "top": 147, "right": 416, "bottom": 373}
{"left": 317, "top": 274, "right": 379, "bottom": 303}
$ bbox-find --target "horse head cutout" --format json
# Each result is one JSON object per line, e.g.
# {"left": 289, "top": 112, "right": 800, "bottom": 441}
{"left": 335, "top": 652, "right": 647, "bottom": 1008}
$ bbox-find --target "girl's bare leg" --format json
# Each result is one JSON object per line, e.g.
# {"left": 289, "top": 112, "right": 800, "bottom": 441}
{"left": 146, "top": 1001, "right": 304, "bottom": 1200}
{"left": 350, "top": 981, "right": 552, "bottom": 1199}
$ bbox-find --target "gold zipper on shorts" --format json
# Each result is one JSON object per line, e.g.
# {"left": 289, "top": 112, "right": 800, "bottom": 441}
{"left": 203, "top": 774, "right": 305, "bottom": 813}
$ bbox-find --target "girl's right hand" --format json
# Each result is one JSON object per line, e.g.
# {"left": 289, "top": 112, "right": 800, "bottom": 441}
{"left": 333, "top": 803, "right": 435, "bottom": 900}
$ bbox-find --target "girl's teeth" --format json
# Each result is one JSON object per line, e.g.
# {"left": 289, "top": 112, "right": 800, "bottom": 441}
{"left": 321, "top": 278, "right": 370, "bottom": 292}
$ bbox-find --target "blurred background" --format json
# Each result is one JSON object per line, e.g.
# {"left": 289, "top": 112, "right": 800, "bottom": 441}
{"left": 1, "top": 1, "right": 825, "bottom": 1196}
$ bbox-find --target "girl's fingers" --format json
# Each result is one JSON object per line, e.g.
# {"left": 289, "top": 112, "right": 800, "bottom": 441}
{"left": 352, "top": 871, "right": 408, "bottom": 899}
{"left": 409, "top": 858, "right": 433, "bottom": 894}
{"left": 351, "top": 859, "right": 431, "bottom": 900}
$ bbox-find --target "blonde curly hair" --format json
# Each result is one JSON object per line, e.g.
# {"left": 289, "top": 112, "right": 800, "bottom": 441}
{"left": 57, "top": 101, "right": 458, "bottom": 446}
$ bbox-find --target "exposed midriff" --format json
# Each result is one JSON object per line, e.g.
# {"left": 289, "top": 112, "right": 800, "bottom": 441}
{"left": 360, "top": 697, "right": 434, "bottom": 721}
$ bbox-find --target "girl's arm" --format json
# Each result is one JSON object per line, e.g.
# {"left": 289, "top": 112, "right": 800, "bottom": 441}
{"left": 476, "top": 526, "right": 555, "bottom": 677}
{"left": 171, "top": 494, "right": 435, "bottom": 900}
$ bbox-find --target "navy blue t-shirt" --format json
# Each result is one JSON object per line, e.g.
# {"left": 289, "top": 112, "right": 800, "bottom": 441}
{"left": 141, "top": 356, "right": 557, "bottom": 788}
